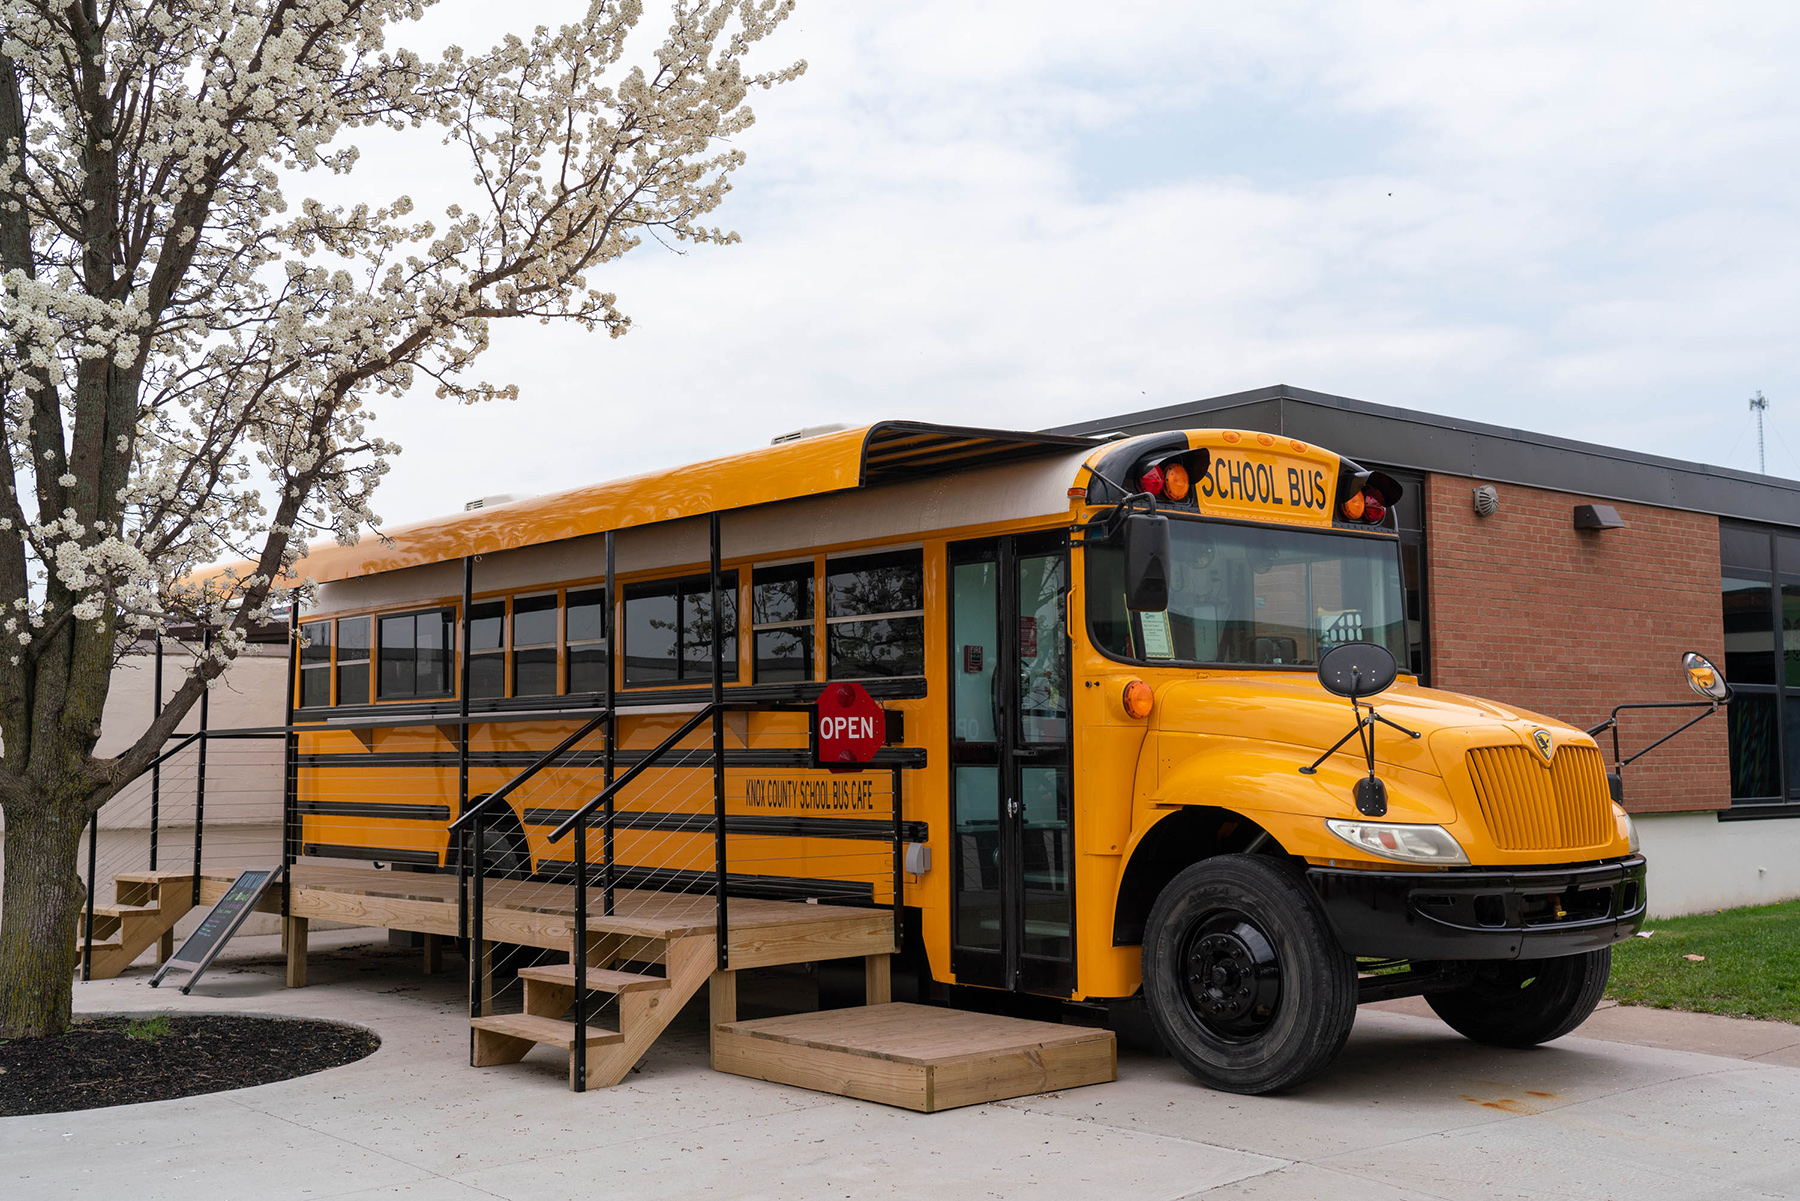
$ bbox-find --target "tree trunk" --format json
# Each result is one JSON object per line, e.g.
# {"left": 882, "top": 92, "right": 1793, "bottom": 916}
{"left": 0, "top": 799, "right": 91, "bottom": 1039}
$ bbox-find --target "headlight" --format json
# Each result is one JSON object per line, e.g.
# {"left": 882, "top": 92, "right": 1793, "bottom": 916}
{"left": 1613, "top": 803, "right": 1640, "bottom": 854}
{"left": 1326, "top": 819, "right": 1470, "bottom": 866}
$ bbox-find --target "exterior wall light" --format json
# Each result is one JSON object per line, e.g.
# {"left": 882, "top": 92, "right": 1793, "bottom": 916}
{"left": 1573, "top": 503, "right": 1626, "bottom": 530}
{"left": 1472, "top": 485, "right": 1499, "bottom": 517}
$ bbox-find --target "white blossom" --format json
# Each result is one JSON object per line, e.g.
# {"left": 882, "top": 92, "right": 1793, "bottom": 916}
{"left": 0, "top": 0, "right": 800, "bottom": 780}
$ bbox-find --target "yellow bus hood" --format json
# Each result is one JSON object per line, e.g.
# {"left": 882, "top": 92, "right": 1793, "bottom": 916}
{"left": 1150, "top": 675, "right": 1573, "bottom": 777}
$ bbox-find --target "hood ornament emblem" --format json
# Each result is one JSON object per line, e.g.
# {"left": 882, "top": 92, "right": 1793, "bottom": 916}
{"left": 1532, "top": 728, "right": 1554, "bottom": 764}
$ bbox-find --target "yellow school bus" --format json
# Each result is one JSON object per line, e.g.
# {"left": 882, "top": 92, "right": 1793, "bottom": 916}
{"left": 286, "top": 421, "right": 1647, "bottom": 1093}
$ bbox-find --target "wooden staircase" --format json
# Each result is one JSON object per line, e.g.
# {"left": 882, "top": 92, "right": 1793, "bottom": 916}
{"left": 471, "top": 930, "right": 717, "bottom": 1090}
{"left": 77, "top": 871, "right": 194, "bottom": 979}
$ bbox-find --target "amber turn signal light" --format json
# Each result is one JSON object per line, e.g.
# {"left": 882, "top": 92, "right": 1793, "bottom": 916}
{"left": 1122, "top": 679, "right": 1154, "bottom": 719}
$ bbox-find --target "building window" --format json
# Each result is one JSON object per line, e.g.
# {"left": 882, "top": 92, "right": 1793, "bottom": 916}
{"left": 337, "top": 616, "right": 371, "bottom": 706}
{"left": 566, "top": 588, "right": 608, "bottom": 694}
{"left": 1720, "top": 523, "right": 1799, "bottom": 804}
{"left": 623, "top": 573, "right": 738, "bottom": 687}
{"left": 298, "top": 621, "right": 331, "bottom": 708}
{"left": 377, "top": 608, "right": 454, "bottom": 700}
{"left": 512, "top": 593, "right": 559, "bottom": 697}
{"left": 752, "top": 562, "right": 814, "bottom": 683}
{"left": 468, "top": 600, "right": 505, "bottom": 699}
{"left": 826, "top": 549, "right": 924, "bottom": 679}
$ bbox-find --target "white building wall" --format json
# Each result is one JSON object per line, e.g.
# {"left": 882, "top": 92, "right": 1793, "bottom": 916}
{"left": 1638, "top": 810, "right": 1800, "bottom": 916}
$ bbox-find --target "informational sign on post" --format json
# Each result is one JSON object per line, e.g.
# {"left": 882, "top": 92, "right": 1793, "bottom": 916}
{"left": 813, "top": 682, "right": 886, "bottom": 771}
{"left": 149, "top": 867, "right": 282, "bottom": 995}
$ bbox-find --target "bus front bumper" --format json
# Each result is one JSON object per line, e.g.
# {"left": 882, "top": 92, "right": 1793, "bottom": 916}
{"left": 1306, "top": 855, "right": 1648, "bottom": 961}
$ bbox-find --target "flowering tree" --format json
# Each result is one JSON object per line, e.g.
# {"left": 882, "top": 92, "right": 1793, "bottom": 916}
{"left": 0, "top": 0, "right": 801, "bottom": 1039}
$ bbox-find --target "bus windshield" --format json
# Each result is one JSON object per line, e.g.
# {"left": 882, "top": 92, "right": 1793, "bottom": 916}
{"left": 1088, "top": 519, "right": 1407, "bottom": 668}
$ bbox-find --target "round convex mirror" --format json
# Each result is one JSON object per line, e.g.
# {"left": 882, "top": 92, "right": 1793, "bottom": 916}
{"left": 1682, "top": 651, "right": 1730, "bottom": 701}
{"left": 1317, "top": 643, "right": 1399, "bottom": 699}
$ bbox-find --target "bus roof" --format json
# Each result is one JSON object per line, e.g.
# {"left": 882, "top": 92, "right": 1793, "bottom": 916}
{"left": 267, "top": 422, "right": 1100, "bottom": 586}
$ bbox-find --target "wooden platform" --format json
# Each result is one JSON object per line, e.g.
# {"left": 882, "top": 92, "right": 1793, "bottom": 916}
{"left": 276, "top": 864, "right": 892, "bottom": 961}
{"left": 712, "top": 1002, "right": 1116, "bottom": 1112}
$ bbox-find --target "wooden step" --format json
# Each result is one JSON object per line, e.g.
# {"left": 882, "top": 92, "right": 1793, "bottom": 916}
{"left": 713, "top": 1002, "right": 1117, "bottom": 1112}
{"left": 517, "top": 964, "right": 670, "bottom": 995}
{"left": 111, "top": 870, "right": 195, "bottom": 885}
{"left": 469, "top": 1013, "right": 623, "bottom": 1052}
{"left": 92, "top": 902, "right": 161, "bottom": 919}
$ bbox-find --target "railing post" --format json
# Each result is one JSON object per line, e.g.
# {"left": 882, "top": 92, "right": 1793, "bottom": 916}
{"left": 469, "top": 813, "right": 487, "bottom": 1024}
{"left": 192, "top": 628, "right": 210, "bottom": 908}
{"left": 573, "top": 818, "right": 588, "bottom": 1093}
{"left": 458, "top": 556, "right": 474, "bottom": 946}
{"left": 282, "top": 609, "right": 298, "bottom": 921}
{"left": 603, "top": 531, "right": 616, "bottom": 917}
{"left": 150, "top": 636, "right": 163, "bottom": 871}
{"left": 82, "top": 811, "right": 97, "bottom": 982}
{"left": 710, "top": 512, "right": 727, "bottom": 971}
{"left": 891, "top": 762, "right": 903, "bottom": 954}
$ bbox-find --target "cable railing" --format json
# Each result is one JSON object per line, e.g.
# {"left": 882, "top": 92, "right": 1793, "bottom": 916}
{"left": 76, "top": 687, "right": 919, "bottom": 1094}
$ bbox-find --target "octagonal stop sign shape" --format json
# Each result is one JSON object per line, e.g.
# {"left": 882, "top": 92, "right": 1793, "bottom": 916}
{"left": 814, "top": 682, "right": 885, "bottom": 770}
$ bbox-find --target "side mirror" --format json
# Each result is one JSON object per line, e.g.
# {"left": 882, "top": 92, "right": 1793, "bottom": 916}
{"left": 1683, "top": 651, "right": 1730, "bottom": 701}
{"left": 1123, "top": 512, "right": 1171, "bottom": 612}
{"left": 1317, "top": 643, "right": 1398, "bottom": 700}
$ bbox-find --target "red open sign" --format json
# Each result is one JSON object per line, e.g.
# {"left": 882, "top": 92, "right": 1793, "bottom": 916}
{"left": 814, "top": 682, "right": 886, "bottom": 771}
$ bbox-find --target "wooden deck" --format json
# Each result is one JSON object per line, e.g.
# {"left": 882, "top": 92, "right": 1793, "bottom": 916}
{"left": 712, "top": 1002, "right": 1117, "bottom": 1112}
{"left": 191, "top": 863, "right": 895, "bottom": 979}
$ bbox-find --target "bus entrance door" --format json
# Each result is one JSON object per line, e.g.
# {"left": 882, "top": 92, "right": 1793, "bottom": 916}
{"left": 948, "top": 533, "right": 1074, "bottom": 995}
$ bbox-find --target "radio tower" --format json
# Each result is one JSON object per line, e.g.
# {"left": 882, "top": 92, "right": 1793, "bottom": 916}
{"left": 1750, "top": 391, "right": 1769, "bottom": 474}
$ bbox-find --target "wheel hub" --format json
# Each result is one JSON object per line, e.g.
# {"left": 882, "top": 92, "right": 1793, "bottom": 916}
{"left": 1183, "top": 913, "right": 1282, "bottom": 1039}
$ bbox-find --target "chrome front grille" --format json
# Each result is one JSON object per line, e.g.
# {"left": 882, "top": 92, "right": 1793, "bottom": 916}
{"left": 1465, "top": 744, "right": 1612, "bottom": 852}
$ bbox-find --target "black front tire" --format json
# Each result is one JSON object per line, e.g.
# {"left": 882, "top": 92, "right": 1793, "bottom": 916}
{"left": 1426, "top": 948, "right": 1611, "bottom": 1047}
{"left": 1142, "top": 855, "right": 1357, "bottom": 1095}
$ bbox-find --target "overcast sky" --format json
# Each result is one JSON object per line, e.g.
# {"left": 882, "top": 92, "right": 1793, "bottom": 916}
{"left": 330, "top": 1, "right": 1800, "bottom": 526}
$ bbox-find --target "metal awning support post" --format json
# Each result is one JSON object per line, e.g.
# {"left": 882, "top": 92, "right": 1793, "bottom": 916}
{"left": 469, "top": 813, "right": 487, "bottom": 1024}
{"left": 603, "top": 531, "right": 616, "bottom": 917}
{"left": 192, "top": 628, "right": 210, "bottom": 908}
{"left": 150, "top": 637, "right": 163, "bottom": 870}
{"left": 282, "top": 609, "right": 298, "bottom": 922}
{"left": 573, "top": 817, "right": 588, "bottom": 1092}
{"left": 82, "top": 811, "right": 97, "bottom": 982}
{"left": 710, "top": 512, "right": 728, "bottom": 972}
{"left": 458, "top": 557, "right": 473, "bottom": 950}
{"left": 891, "top": 763, "right": 903, "bottom": 954}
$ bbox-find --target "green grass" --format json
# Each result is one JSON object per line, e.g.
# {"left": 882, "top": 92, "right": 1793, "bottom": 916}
{"left": 1607, "top": 899, "right": 1800, "bottom": 1024}
{"left": 124, "top": 1015, "right": 173, "bottom": 1043}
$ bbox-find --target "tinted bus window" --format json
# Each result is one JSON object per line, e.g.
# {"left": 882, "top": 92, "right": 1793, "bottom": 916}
{"left": 299, "top": 620, "right": 331, "bottom": 708}
{"left": 378, "top": 609, "right": 454, "bottom": 699}
{"left": 753, "top": 562, "right": 813, "bottom": 683}
{"left": 624, "top": 574, "right": 738, "bottom": 686}
{"left": 566, "top": 588, "right": 608, "bottom": 694}
{"left": 336, "top": 616, "right": 371, "bottom": 705}
{"left": 469, "top": 600, "right": 505, "bottom": 699}
{"left": 826, "top": 550, "right": 924, "bottom": 678}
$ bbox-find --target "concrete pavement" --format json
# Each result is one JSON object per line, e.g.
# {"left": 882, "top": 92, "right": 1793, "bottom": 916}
{"left": 4, "top": 929, "right": 1797, "bottom": 1201}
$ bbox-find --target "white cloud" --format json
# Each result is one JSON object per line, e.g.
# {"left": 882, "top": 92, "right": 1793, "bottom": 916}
{"left": 331, "top": 0, "right": 1800, "bottom": 524}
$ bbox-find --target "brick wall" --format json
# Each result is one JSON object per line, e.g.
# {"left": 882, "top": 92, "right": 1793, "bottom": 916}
{"left": 1425, "top": 473, "right": 1729, "bottom": 814}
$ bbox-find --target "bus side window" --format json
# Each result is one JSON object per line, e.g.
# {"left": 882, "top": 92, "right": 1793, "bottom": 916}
{"left": 298, "top": 620, "right": 331, "bottom": 707}
{"left": 377, "top": 608, "right": 453, "bottom": 700}
{"left": 336, "top": 616, "right": 370, "bottom": 705}
{"left": 624, "top": 573, "right": 739, "bottom": 687}
{"left": 565, "top": 588, "right": 608, "bottom": 694}
{"left": 825, "top": 549, "right": 924, "bottom": 679}
{"left": 752, "top": 563, "right": 813, "bottom": 683}
{"left": 512, "top": 593, "right": 559, "bottom": 696}
{"left": 468, "top": 601, "right": 505, "bottom": 699}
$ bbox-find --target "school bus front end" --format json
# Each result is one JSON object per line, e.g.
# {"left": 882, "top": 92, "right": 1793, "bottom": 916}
{"left": 1067, "top": 430, "right": 1645, "bottom": 1094}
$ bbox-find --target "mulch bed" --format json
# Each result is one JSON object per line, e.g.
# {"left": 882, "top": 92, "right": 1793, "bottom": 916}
{"left": 0, "top": 1014, "right": 379, "bottom": 1116}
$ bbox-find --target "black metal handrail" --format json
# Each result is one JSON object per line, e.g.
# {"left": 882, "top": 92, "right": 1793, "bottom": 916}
{"left": 447, "top": 709, "right": 613, "bottom": 833}
{"left": 544, "top": 705, "right": 718, "bottom": 843}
